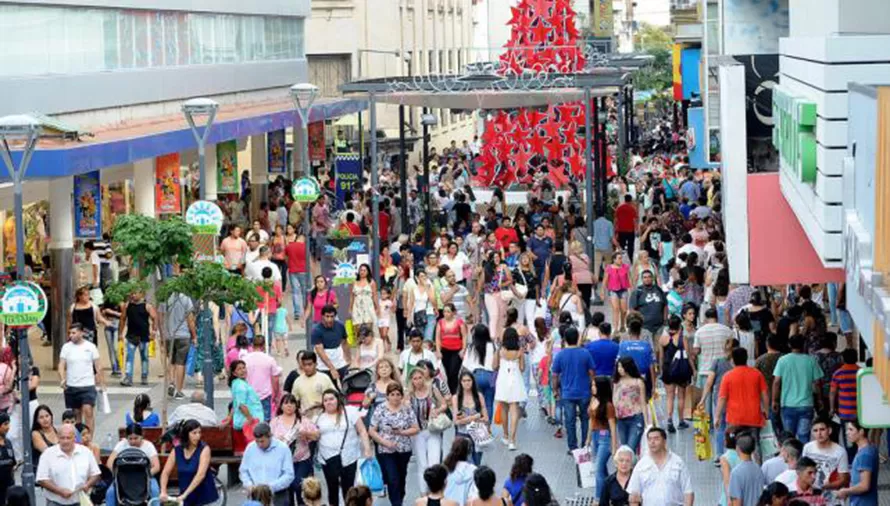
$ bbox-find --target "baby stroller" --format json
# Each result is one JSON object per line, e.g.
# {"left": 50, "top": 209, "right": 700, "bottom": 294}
{"left": 113, "top": 447, "right": 154, "bottom": 506}
{"left": 342, "top": 368, "right": 373, "bottom": 407}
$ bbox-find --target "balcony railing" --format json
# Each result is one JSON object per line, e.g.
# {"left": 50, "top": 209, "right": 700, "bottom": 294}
{"left": 670, "top": 0, "right": 699, "bottom": 10}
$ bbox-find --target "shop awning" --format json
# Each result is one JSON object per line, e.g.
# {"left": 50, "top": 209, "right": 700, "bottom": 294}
{"left": 747, "top": 173, "right": 844, "bottom": 285}
{"left": 0, "top": 97, "right": 366, "bottom": 181}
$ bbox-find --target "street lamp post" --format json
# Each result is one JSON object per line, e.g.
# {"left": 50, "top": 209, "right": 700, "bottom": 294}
{"left": 182, "top": 98, "right": 220, "bottom": 202}
{"left": 182, "top": 97, "right": 219, "bottom": 408}
{"left": 0, "top": 113, "right": 42, "bottom": 506}
{"left": 290, "top": 83, "right": 319, "bottom": 342}
{"left": 421, "top": 112, "right": 438, "bottom": 249}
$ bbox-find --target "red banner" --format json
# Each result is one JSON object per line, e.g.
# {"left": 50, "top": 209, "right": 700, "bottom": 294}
{"left": 155, "top": 153, "right": 182, "bottom": 214}
{"left": 308, "top": 122, "right": 326, "bottom": 162}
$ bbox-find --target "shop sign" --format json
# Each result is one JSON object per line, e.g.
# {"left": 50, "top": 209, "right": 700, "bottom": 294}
{"left": 186, "top": 200, "right": 224, "bottom": 235}
{"left": 155, "top": 153, "right": 182, "bottom": 214}
{"left": 267, "top": 130, "right": 287, "bottom": 174}
{"left": 592, "top": 0, "right": 613, "bottom": 39}
{"left": 309, "top": 122, "right": 326, "bottom": 162}
{"left": 334, "top": 153, "right": 362, "bottom": 209}
{"left": 292, "top": 177, "right": 321, "bottom": 203}
{"left": 857, "top": 368, "right": 890, "bottom": 428}
{"left": 773, "top": 85, "right": 817, "bottom": 183}
{"left": 74, "top": 171, "right": 102, "bottom": 238}
{"left": 216, "top": 140, "right": 239, "bottom": 194}
{"left": 0, "top": 281, "right": 48, "bottom": 328}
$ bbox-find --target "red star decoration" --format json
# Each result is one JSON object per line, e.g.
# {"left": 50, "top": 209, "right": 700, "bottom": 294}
{"left": 513, "top": 145, "right": 533, "bottom": 171}
{"left": 527, "top": 129, "right": 547, "bottom": 155}
{"left": 545, "top": 138, "right": 566, "bottom": 158}
{"left": 507, "top": 5, "right": 524, "bottom": 26}
{"left": 542, "top": 117, "right": 562, "bottom": 140}
{"left": 567, "top": 151, "right": 585, "bottom": 177}
{"left": 531, "top": 0, "right": 552, "bottom": 18}
{"left": 530, "top": 20, "right": 551, "bottom": 44}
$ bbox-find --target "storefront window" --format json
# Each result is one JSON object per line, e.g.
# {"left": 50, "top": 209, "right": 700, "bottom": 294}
{"left": 0, "top": 5, "right": 305, "bottom": 77}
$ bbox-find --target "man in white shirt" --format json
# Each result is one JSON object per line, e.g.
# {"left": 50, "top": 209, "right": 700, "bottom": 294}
{"left": 693, "top": 312, "right": 733, "bottom": 391}
{"left": 245, "top": 246, "right": 282, "bottom": 283}
{"left": 399, "top": 330, "right": 437, "bottom": 377}
{"left": 250, "top": 219, "right": 270, "bottom": 245}
{"left": 36, "top": 424, "right": 101, "bottom": 506}
{"left": 802, "top": 417, "right": 850, "bottom": 501}
{"left": 168, "top": 391, "right": 220, "bottom": 426}
{"left": 628, "top": 427, "right": 694, "bottom": 506}
{"left": 59, "top": 323, "right": 105, "bottom": 435}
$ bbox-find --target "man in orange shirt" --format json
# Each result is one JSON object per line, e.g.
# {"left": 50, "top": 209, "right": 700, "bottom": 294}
{"left": 716, "top": 348, "right": 769, "bottom": 442}
{"left": 614, "top": 194, "right": 638, "bottom": 259}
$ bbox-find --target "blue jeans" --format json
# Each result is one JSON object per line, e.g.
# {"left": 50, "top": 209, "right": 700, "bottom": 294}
{"left": 712, "top": 394, "right": 727, "bottom": 456}
{"left": 106, "top": 478, "right": 159, "bottom": 506}
{"left": 125, "top": 340, "right": 149, "bottom": 381}
{"left": 290, "top": 272, "right": 308, "bottom": 320}
{"left": 291, "top": 458, "right": 314, "bottom": 505}
{"left": 261, "top": 397, "right": 272, "bottom": 422}
{"left": 105, "top": 327, "right": 120, "bottom": 374}
{"left": 590, "top": 429, "right": 612, "bottom": 498}
{"left": 828, "top": 283, "right": 839, "bottom": 326}
{"left": 782, "top": 406, "right": 814, "bottom": 444}
{"left": 560, "top": 397, "right": 590, "bottom": 451}
{"left": 377, "top": 451, "right": 411, "bottom": 506}
{"left": 616, "top": 413, "right": 644, "bottom": 454}
{"left": 473, "top": 370, "right": 496, "bottom": 424}
{"left": 521, "top": 352, "right": 531, "bottom": 409}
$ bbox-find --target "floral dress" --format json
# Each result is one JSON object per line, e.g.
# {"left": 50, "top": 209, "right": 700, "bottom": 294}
{"left": 352, "top": 282, "right": 378, "bottom": 337}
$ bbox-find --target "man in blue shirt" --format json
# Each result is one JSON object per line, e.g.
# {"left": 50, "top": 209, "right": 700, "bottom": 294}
{"left": 679, "top": 174, "right": 700, "bottom": 203}
{"left": 240, "top": 422, "right": 296, "bottom": 505}
{"left": 527, "top": 225, "right": 553, "bottom": 283}
{"left": 837, "top": 420, "right": 878, "bottom": 506}
{"left": 617, "top": 320, "right": 657, "bottom": 399}
{"left": 551, "top": 327, "right": 597, "bottom": 452}
{"left": 585, "top": 322, "right": 619, "bottom": 378}
{"left": 592, "top": 211, "right": 616, "bottom": 304}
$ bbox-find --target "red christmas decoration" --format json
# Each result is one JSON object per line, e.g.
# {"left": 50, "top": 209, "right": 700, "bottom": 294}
{"left": 476, "top": 0, "right": 596, "bottom": 188}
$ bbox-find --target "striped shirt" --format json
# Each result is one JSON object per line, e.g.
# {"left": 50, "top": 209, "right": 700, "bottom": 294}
{"left": 830, "top": 364, "right": 859, "bottom": 420}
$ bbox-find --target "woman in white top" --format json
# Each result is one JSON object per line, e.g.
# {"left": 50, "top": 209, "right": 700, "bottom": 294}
{"left": 407, "top": 271, "right": 437, "bottom": 342}
{"left": 352, "top": 324, "right": 384, "bottom": 371}
{"left": 494, "top": 328, "right": 527, "bottom": 450}
{"left": 312, "top": 389, "right": 372, "bottom": 506}
{"left": 462, "top": 324, "right": 497, "bottom": 426}
{"left": 558, "top": 283, "right": 586, "bottom": 331}
{"left": 442, "top": 242, "right": 470, "bottom": 284}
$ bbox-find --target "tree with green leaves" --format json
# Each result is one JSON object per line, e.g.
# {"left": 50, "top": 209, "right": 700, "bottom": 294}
{"left": 633, "top": 23, "right": 673, "bottom": 93}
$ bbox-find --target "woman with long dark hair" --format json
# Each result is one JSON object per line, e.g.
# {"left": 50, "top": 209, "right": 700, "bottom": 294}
{"left": 436, "top": 302, "right": 467, "bottom": 393}
{"left": 586, "top": 377, "right": 617, "bottom": 498}
{"left": 304, "top": 276, "right": 337, "bottom": 330}
{"left": 350, "top": 264, "right": 378, "bottom": 339}
{"left": 462, "top": 325, "right": 496, "bottom": 423}
{"left": 314, "top": 389, "right": 372, "bottom": 506}
{"left": 229, "top": 360, "right": 264, "bottom": 453}
{"left": 443, "top": 438, "right": 479, "bottom": 506}
{"left": 480, "top": 251, "right": 512, "bottom": 342}
{"left": 160, "top": 419, "right": 219, "bottom": 506}
{"left": 30, "top": 404, "right": 57, "bottom": 468}
{"left": 502, "top": 454, "right": 534, "bottom": 506}
{"left": 125, "top": 393, "right": 160, "bottom": 428}
{"left": 612, "top": 357, "right": 648, "bottom": 453}
{"left": 521, "top": 474, "right": 553, "bottom": 506}
{"left": 494, "top": 328, "right": 526, "bottom": 451}
{"left": 452, "top": 372, "right": 488, "bottom": 465}
{"left": 468, "top": 466, "right": 499, "bottom": 506}
{"left": 270, "top": 394, "right": 318, "bottom": 506}
{"left": 658, "top": 314, "right": 694, "bottom": 434}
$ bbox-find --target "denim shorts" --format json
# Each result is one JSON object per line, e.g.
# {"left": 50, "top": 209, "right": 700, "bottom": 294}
{"left": 609, "top": 289, "right": 627, "bottom": 300}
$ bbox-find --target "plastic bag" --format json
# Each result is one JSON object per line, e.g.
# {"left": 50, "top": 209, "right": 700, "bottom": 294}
{"left": 571, "top": 447, "right": 596, "bottom": 489}
{"left": 494, "top": 403, "right": 504, "bottom": 425}
{"left": 345, "top": 319, "right": 356, "bottom": 346}
{"left": 693, "top": 406, "right": 712, "bottom": 461}
{"left": 185, "top": 345, "right": 197, "bottom": 377}
{"left": 759, "top": 420, "right": 779, "bottom": 458}
{"left": 148, "top": 340, "right": 156, "bottom": 358}
{"left": 117, "top": 339, "right": 125, "bottom": 372}
{"left": 359, "top": 458, "right": 385, "bottom": 493}
{"left": 243, "top": 419, "right": 259, "bottom": 443}
{"left": 649, "top": 398, "right": 666, "bottom": 429}
{"left": 100, "top": 390, "right": 112, "bottom": 415}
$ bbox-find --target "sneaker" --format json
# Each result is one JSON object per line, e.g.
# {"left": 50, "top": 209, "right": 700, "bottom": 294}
{"left": 174, "top": 391, "right": 187, "bottom": 400}
{"left": 554, "top": 428, "right": 564, "bottom": 439}
{"left": 111, "top": 371, "right": 121, "bottom": 378}
{"left": 140, "top": 377, "right": 149, "bottom": 386}
{"left": 501, "top": 437, "right": 511, "bottom": 446}
{"left": 520, "top": 407, "right": 528, "bottom": 419}
{"left": 508, "top": 442, "right": 517, "bottom": 451}
{"left": 120, "top": 377, "right": 133, "bottom": 387}
{"left": 678, "top": 421, "right": 690, "bottom": 430}
{"left": 167, "top": 385, "right": 175, "bottom": 398}
{"left": 667, "top": 421, "right": 676, "bottom": 434}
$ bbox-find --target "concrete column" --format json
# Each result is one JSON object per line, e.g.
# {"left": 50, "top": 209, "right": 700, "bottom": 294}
{"left": 132, "top": 159, "right": 156, "bottom": 217}
{"left": 205, "top": 144, "right": 218, "bottom": 202}
{"left": 48, "top": 177, "right": 74, "bottom": 368}
{"left": 250, "top": 134, "right": 269, "bottom": 219}
{"left": 292, "top": 128, "right": 306, "bottom": 177}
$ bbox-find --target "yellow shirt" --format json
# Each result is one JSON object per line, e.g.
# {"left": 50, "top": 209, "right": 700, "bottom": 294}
{"left": 292, "top": 372, "right": 335, "bottom": 416}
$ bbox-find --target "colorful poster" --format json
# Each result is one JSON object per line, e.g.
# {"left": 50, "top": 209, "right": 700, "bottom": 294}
{"left": 267, "top": 130, "right": 286, "bottom": 174}
{"left": 308, "top": 122, "right": 326, "bottom": 162}
{"left": 592, "top": 0, "right": 614, "bottom": 39}
{"left": 334, "top": 153, "right": 362, "bottom": 209}
{"left": 155, "top": 153, "right": 182, "bottom": 214}
{"left": 672, "top": 43, "right": 683, "bottom": 101}
{"left": 74, "top": 171, "right": 102, "bottom": 238}
{"left": 216, "top": 140, "right": 239, "bottom": 195}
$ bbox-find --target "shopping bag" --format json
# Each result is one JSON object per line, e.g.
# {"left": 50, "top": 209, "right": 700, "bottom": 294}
{"left": 345, "top": 319, "right": 356, "bottom": 346}
{"left": 494, "top": 403, "right": 504, "bottom": 425}
{"left": 242, "top": 419, "right": 259, "bottom": 443}
{"left": 359, "top": 458, "right": 385, "bottom": 493}
{"left": 466, "top": 422, "right": 494, "bottom": 450}
{"left": 648, "top": 398, "right": 666, "bottom": 428}
{"left": 759, "top": 420, "right": 780, "bottom": 458}
{"left": 148, "top": 340, "right": 156, "bottom": 358}
{"left": 100, "top": 390, "right": 112, "bottom": 415}
{"left": 693, "top": 406, "right": 712, "bottom": 461}
{"left": 571, "top": 447, "right": 596, "bottom": 489}
{"left": 117, "top": 339, "right": 125, "bottom": 372}
{"left": 185, "top": 345, "right": 197, "bottom": 377}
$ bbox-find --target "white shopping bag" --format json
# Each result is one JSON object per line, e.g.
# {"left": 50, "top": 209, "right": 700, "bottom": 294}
{"left": 571, "top": 448, "right": 596, "bottom": 489}
{"left": 100, "top": 389, "right": 112, "bottom": 415}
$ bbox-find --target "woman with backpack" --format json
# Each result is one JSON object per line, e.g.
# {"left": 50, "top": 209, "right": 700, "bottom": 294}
{"left": 657, "top": 315, "right": 695, "bottom": 434}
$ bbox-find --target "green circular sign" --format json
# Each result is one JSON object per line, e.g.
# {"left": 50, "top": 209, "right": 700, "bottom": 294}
{"left": 292, "top": 177, "right": 321, "bottom": 203}
{"left": 0, "top": 281, "right": 48, "bottom": 329}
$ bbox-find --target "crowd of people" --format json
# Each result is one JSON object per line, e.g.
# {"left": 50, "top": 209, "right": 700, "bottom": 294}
{"left": 0, "top": 118, "right": 884, "bottom": 506}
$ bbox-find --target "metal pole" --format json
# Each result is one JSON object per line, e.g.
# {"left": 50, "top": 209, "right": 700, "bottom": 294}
{"left": 617, "top": 91, "right": 626, "bottom": 164}
{"left": 583, "top": 88, "right": 596, "bottom": 280}
{"left": 399, "top": 105, "right": 409, "bottom": 234}
{"left": 370, "top": 93, "right": 380, "bottom": 282}
{"left": 599, "top": 97, "right": 608, "bottom": 215}
{"left": 629, "top": 86, "right": 635, "bottom": 145}
{"left": 422, "top": 108, "right": 431, "bottom": 249}
{"left": 198, "top": 143, "right": 207, "bottom": 201}
{"left": 0, "top": 128, "right": 39, "bottom": 506}
{"left": 591, "top": 95, "right": 602, "bottom": 216}
{"left": 358, "top": 110, "right": 364, "bottom": 165}
{"left": 300, "top": 104, "right": 314, "bottom": 349}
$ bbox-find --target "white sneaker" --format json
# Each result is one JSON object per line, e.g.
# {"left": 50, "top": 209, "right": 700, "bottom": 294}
{"left": 508, "top": 442, "right": 517, "bottom": 451}
{"left": 501, "top": 438, "right": 510, "bottom": 446}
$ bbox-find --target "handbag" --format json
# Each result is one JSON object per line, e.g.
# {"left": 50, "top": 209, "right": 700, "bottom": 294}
{"left": 513, "top": 270, "right": 529, "bottom": 299}
{"left": 466, "top": 421, "right": 494, "bottom": 449}
{"left": 413, "top": 311, "right": 428, "bottom": 329}
{"left": 428, "top": 413, "right": 454, "bottom": 434}
{"left": 693, "top": 406, "right": 713, "bottom": 461}
{"left": 499, "top": 289, "right": 516, "bottom": 304}
{"left": 668, "top": 332, "right": 693, "bottom": 382}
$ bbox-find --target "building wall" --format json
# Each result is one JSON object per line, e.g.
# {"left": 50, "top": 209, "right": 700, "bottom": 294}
{"left": 0, "top": 1, "right": 309, "bottom": 120}
{"left": 635, "top": 0, "right": 670, "bottom": 27}
{"left": 722, "top": 0, "right": 788, "bottom": 55}
{"left": 789, "top": 0, "right": 890, "bottom": 38}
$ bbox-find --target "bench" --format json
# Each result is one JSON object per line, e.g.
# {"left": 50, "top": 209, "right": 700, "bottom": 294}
{"left": 113, "top": 425, "right": 242, "bottom": 487}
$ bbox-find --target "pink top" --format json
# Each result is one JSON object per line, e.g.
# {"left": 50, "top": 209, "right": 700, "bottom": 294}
{"left": 270, "top": 416, "right": 317, "bottom": 462}
{"left": 307, "top": 289, "right": 337, "bottom": 323}
{"left": 605, "top": 264, "right": 631, "bottom": 291}
{"left": 243, "top": 350, "right": 282, "bottom": 401}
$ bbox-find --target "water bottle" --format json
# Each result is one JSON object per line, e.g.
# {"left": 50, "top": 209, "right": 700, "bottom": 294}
{"left": 104, "top": 432, "right": 115, "bottom": 451}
